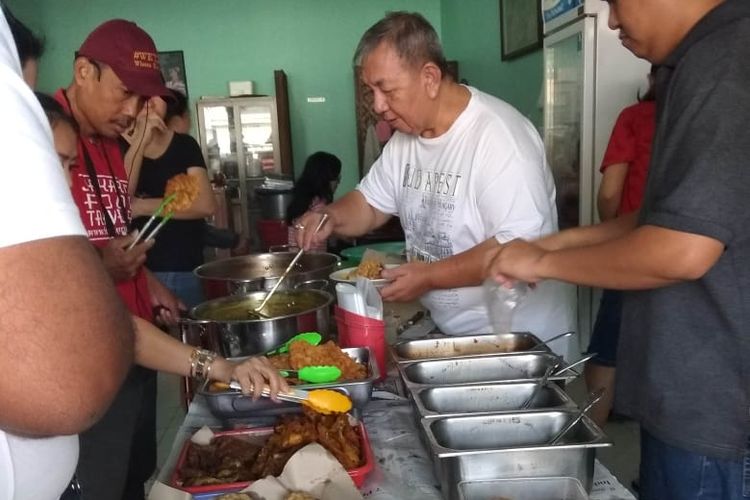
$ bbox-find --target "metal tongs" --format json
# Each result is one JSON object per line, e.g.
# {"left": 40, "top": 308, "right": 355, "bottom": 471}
{"left": 549, "top": 387, "right": 606, "bottom": 445}
{"left": 226, "top": 380, "right": 311, "bottom": 404}
{"left": 127, "top": 193, "right": 176, "bottom": 250}
{"left": 253, "top": 214, "right": 329, "bottom": 316}
{"left": 520, "top": 352, "right": 597, "bottom": 409}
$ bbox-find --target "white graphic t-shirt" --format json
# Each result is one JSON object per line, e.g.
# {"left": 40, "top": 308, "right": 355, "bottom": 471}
{"left": 358, "top": 86, "right": 575, "bottom": 353}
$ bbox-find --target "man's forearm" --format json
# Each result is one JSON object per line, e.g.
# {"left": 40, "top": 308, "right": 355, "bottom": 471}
{"left": 536, "top": 212, "right": 638, "bottom": 252}
{"left": 427, "top": 238, "right": 500, "bottom": 290}
{"left": 325, "top": 191, "right": 390, "bottom": 237}
{"left": 537, "top": 224, "right": 724, "bottom": 289}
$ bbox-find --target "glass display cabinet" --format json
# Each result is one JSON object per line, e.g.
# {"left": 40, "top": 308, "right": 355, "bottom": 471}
{"left": 197, "top": 76, "right": 293, "bottom": 249}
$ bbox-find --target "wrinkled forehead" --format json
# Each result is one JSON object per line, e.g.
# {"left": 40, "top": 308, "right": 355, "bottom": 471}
{"left": 361, "top": 43, "right": 415, "bottom": 86}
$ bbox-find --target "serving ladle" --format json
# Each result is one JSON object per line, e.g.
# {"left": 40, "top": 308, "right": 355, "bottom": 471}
{"left": 252, "top": 214, "right": 329, "bottom": 318}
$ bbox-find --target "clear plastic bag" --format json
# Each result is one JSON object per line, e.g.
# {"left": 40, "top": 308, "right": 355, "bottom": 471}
{"left": 483, "top": 278, "right": 527, "bottom": 333}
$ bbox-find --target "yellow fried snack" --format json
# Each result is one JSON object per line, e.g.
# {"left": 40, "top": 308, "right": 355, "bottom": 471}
{"left": 348, "top": 259, "right": 384, "bottom": 280}
{"left": 288, "top": 341, "right": 367, "bottom": 380}
{"left": 164, "top": 173, "right": 199, "bottom": 212}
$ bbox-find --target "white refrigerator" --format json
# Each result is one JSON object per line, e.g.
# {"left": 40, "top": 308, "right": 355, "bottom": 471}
{"left": 542, "top": 0, "right": 649, "bottom": 345}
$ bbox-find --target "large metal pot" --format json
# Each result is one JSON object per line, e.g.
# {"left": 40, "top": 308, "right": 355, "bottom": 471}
{"left": 194, "top": 251, "right": 340, "bottom": 299}
{"left": 255, "top": 187, "right": 294, "bottom": 219}
{"left": 180, "top": 289, "right": 332, "bottom": 358}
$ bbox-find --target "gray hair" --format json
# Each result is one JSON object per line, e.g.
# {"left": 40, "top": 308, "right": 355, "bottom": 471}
{"left": 354, "top": 11, "right": 449, "bottom": 78}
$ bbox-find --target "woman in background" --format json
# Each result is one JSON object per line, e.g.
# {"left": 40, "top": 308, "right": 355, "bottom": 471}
{"left": 124, "top": 90, "right": 215, "bottom": 308}
{"left": 286, "top": 151, "right": 342, "bottom": 251}
{"left": 585, "top": 67, "right": 657, "bottom": 428}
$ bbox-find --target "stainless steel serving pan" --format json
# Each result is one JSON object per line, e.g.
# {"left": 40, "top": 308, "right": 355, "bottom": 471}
{"left": 398, "top": 353, "right": 577, "bottom": 390}
{"left": 390, "top": 332, "right": 550, "bottom": 363}
{"left": 457, "top": 477, "right": 588, "bottom": 500}
{"left": 412, "top": 382, "right": 576, "bottom": 419}
{"left": 199, "top": 347, "right": 378, "bottom": 419}
{"left": 422, "top": 411, "right": 611, "bottom": 500}
{"left": 194, "top": 251, "right": 340, "bottom": 299}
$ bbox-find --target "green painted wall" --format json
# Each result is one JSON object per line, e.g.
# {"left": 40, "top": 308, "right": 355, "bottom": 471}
{"left": 440, "top": 0, "right": 543, "bottom": 128}
{"left": 6, "top": 0, "right": 544, "bottom": 192}
{"left": 6, "top": 0, "right": 441, "bottom": 195}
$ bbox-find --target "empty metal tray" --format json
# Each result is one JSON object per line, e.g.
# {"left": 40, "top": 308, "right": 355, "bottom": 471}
{"left": 399, "top": 352, "right": 576, "bottom": 389}
{"left": 391, "top": 332, "right": 549, "bottom": 363}
{"left": 458, "top": 477, "right": 588, "bottom": 500}
{"left": 412, "top": 382, "right": 576, "bottom": 419}
{"left": 422, "top": 411, "right": 611, "bottom": 500}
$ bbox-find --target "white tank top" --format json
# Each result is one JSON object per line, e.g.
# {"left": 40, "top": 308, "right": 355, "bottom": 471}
{"left": 0, "top": 430, "right": 78, "bottom": 499}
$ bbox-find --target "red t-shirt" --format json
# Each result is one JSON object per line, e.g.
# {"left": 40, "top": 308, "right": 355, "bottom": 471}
{"left": 600, "top": 100, "right": 656, "bottom": 215}
{"left": 55, "top": 89, "right": 153, "bottom": 321}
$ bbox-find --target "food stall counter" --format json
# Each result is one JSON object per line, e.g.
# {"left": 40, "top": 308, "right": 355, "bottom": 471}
{"left": 152, "top": 394, "right": 636, "bottom": 500}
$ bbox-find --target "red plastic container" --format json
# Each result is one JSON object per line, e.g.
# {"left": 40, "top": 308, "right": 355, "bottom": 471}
{"left": 257, "top": 219, "right": 289, "bottom": 250}
{"left": 334, "top": 306, "right": 386, "bottom": 380}
{"left": 170, "top": 422, "right": 374, "bottom": 495}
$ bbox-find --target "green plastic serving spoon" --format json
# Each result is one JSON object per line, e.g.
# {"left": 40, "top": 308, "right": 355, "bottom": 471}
{"left": 265, "top": 331, "right": 322, "bottom": 356}
{"left": 280, "top": 365, "right": 343, "bottom": 384}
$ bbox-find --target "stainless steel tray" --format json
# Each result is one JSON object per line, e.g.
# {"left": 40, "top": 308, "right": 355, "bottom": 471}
{"left": 391, "top": 332, "right": 549, "bottom": 363}
{"left": 412, "top": 382, "right": 577, "bottom": 419}
{"left": 398, "top": 353, "right": 576, "bottom": 389}
{"left": 199, "top": 347, "right": 378, "bottom": 419}
{"left": 458, "top": 477, "right": 588, "bottom": 500}
{"left": 422, "top": 411, "right": 611, "bottom": 500}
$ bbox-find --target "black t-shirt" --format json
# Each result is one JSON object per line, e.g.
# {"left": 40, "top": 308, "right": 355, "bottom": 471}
{"left": 131, "top": 133, "right": 207, "bottom": 272}
{"left": 615, "top": 0, "right": 750, "bottom": 461}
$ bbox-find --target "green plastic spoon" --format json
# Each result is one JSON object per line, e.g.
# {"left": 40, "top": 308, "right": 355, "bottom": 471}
{"left": 280, "top": 365, "right": 343, "bottom": 384}
{"left": 265, "top": 331, "right": 322, "bottom": 356}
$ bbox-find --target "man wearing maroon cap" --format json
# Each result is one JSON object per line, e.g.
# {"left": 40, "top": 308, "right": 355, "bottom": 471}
{"left": 54, "top": 19, "right": 181, "bottom": 500}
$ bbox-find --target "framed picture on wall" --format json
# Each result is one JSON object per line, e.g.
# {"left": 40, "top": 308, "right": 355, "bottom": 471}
{"left": 499, "top": 0, "right": 542, "bottom": 60}
{"left": 158, "top": 50, "right": 188, "bottom": 97}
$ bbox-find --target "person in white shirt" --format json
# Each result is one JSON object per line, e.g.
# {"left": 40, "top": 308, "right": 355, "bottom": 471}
{"left": 0, "top": 10, "right": 135, "bottom": 500}
{"left": 296, "top": 12, "right": 575, "bottom": 357}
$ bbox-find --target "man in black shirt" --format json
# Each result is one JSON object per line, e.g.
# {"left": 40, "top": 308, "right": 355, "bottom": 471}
{"left": 486, "top": 1, "right": 750, "bottom": 498}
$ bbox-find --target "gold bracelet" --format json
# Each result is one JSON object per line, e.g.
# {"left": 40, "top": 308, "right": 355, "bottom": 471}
{"left": 189, "top": 348, "right": 216, "bottom": 381}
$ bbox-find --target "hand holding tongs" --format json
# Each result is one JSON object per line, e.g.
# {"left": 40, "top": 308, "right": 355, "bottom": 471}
{"left": 253, "top": 214, "right": 329, "bottom": 315}
{"left": 127, "top": 193, "right": 176, "bottom": 250}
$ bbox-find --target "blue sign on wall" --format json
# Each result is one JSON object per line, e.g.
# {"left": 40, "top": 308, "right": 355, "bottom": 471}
{"left": 543, "top": 0, "right": 583, "bottom": 23}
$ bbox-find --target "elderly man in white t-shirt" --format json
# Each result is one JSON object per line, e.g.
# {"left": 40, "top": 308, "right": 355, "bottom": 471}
{"left": 296, "top": 12, "right": 576, "bottom": 358}
{"left": 0, "top": 11, "right": 134, "bottom": 500}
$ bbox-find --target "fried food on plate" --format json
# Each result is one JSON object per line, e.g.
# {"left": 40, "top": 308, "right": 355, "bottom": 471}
{"left": 286, "top": 493, "right": 317, "bottom": 500}
{"left": 216, "top": 494, "right": 253, "bottom": 500}
{"left": 164, "top": 173, "right": 199, "bottom": 212}
{"left": 288, "top": 341, "right": 367, "bottom": 380}
{"left": 250, "top": 408, "right": 362, "bottom": 478}
{"left": 348, "top": 259, "right": 384, "bottom": 280}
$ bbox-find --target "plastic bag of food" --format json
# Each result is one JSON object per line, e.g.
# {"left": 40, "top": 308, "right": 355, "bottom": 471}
{"left": 483, "top": 279, "right": 527, "bottom": 333}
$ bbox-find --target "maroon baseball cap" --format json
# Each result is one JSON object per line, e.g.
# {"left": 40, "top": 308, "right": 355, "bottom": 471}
{"left": 77, "top": 19, "right": 170, "bottom": 98}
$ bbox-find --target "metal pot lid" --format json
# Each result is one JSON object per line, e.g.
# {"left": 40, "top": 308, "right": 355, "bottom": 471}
{"left": 193, "top": 252, "right": 340, "bottom": 281}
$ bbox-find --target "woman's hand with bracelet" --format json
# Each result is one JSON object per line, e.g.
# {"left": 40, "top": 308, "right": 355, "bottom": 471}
{"left": 210, "top": 356, "right": 289, "bottom": 401}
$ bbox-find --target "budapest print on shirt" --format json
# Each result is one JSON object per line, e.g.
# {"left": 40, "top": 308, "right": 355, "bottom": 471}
{"left": 74, "top": 170, "right": 131, "bottom": 241}
{"left": 401, "top": 162, "right": 462, "bottom": 261}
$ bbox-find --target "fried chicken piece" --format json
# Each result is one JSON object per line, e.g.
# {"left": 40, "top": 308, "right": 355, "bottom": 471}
{"left": 288, "top": 341, "right": 367, "bottom": 380}
{"left": 248, "top": 409, "right": 362, "bottom": 478}
{"left": 164, "top": 173, "right": 199, "bottom": 212}
{"left": 179, "top": 435, "right": 261, "bottom": 486}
